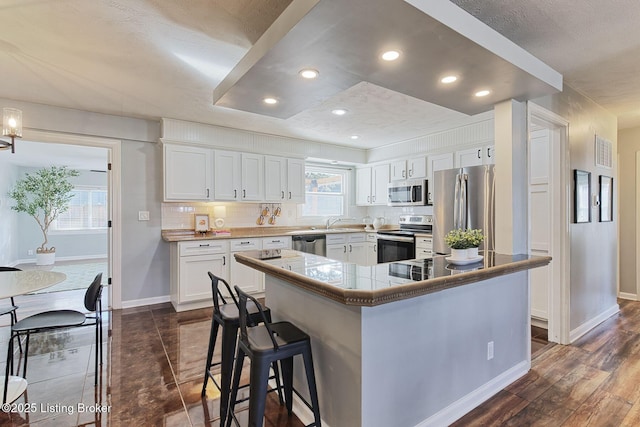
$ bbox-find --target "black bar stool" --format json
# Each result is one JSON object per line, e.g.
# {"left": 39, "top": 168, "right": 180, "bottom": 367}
{"left": 226, "top": 286, "right": 321, "bottom": 427}
{"left": 201, "top": 273, "right": 283, "bottom": 425}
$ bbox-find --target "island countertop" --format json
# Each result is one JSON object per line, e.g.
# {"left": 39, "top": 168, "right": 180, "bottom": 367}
{"left": 235, "top": 249, "right": 551, "bottom": 307}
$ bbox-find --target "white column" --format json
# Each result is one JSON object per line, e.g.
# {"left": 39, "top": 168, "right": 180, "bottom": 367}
{"left": 494, "top": 100, "right": 528, "bottom": 254}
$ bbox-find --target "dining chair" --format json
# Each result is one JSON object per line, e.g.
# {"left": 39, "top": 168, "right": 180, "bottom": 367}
{"left": 6, "top": 273, "right": 104, "bottom": 386}
{"left": 0, "top": 267, "right": 23, "bottom": 352}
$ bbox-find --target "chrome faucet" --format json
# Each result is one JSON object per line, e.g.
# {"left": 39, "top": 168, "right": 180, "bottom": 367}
{"left": 326, "top": 217, "right": 356, "bottom": 229}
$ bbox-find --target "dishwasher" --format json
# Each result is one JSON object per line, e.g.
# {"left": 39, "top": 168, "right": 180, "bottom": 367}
{"left": 292, "top": 234, "right": 326, "bottom": 256}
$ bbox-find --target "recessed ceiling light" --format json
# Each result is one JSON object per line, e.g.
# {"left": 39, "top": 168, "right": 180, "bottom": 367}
{"left": 331, "top": 109, "right": 348, "bottom": 116}
{"left": 475, "top": 90, "right": 491, "bottom": 97}
{"left": 299, "top": 69, "right": 319, "bottom": 79}
{"left": 381, "top": 50, "right": 401, "bottom": 61}
{"left": 441, "top": 75, "right": 458, "bottom": 84}
{"left": 350, "top": 135, "right": 359, "bottom": 140}
{"left": 263, "top": 97, "right": 278, "bottom": 104}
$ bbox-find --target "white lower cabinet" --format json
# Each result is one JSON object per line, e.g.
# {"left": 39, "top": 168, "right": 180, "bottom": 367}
{"left": 170, "top": 240, "right": 230, "bottom": 312}
{"left": 366, "top": 233, "right": 378, "bottom": 265}
{"left": 326, "top": 233, "right": 369, "bottom": 263}
{"left": 170, "top": 235, "right": 293, "bottom": 312}
{"left": 230, "top": 238, "right": 263, "bottom": 294}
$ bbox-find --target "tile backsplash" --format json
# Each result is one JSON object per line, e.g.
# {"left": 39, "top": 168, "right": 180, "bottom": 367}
{"left": 162, "top": 202, "right": 302, "bottom": 230}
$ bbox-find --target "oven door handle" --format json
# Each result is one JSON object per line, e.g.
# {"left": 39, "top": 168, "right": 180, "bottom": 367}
{"left": 377, "top": 235, "right": 414, "bottom": 243}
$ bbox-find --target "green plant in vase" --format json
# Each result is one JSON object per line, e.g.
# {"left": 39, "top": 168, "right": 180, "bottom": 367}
{"left": 464, "top": 228, "right": 485, "bottom": 258}
{"left": 444, "top": 228, "right": 470, "bottom": 259}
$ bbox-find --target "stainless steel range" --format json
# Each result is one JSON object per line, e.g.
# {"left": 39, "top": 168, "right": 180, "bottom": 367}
{"left": 376, "top": 215, "right": 433, "bottom": 263}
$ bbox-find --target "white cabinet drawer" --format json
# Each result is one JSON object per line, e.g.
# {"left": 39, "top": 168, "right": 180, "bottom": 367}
{"left": 179, "top": 240, "right": 229, "bottom": 256}
{"left": 415, "top": 235, "right": 433, "bottom": 248}
{"left": 348, "top": 233, "right": 366, "bottom": 243}
{"left": 415, "top": 249, "right": 433, "bottom": 259}
{"left": 262, "top": 236, "right": 292, "bottom": 249}
{"left": 230, "top": 238, "right": 262, "bottom": 252}
{"left": 326, "top": 233, "right": 347, "bottom": 245}
{"left": 366, "top": 233, "right": 377, "bottom": 242}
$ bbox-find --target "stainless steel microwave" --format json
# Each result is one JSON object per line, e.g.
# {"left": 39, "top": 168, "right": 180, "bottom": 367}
{"left": 387, "top": 179, "right": 431, "bottom": 206}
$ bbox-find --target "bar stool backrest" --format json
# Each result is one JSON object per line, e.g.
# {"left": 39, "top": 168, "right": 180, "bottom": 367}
{"left": 207, "top": 272, "right": 239, "bottom": 313}
{"left": 234, "top": 285, "right": 279, "bottom": 350}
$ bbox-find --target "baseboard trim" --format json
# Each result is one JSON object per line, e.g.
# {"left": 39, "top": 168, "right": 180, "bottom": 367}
{"left": 121, "top": 295, "right": 171, "bottom": 309}
{"left": 531, "top": 317, "right": 548, "bottom": 329}
{"left": 570, "top": 304, "right": 620, "bottom": 343}
{"left": 14, "top": 254, "right": 107, "bottom": 265}
{"left": 618, "top": 292, "right": 637, "bottom": 301}
{"left": 418, "top": 360, "right": 530, "bottom": 427}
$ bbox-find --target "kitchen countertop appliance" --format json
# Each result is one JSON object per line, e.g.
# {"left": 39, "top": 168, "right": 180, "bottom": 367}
{"left": 292, "top": 234, "right": 326, "bottom": 257}
{"left": 387, "top": 179, "right": 431, "bottom": 206}
{"left": 376, "top": 215, "right": 433, "bottom": 263}
{"left": 432, "top": 164, "right": 495, "bottom": 255}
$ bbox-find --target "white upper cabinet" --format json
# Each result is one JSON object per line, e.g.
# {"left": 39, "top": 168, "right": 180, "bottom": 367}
{"left": 264, "top": 156, "right": 305, "bottom": 203}
{"left": 241, "top": 153, "right": 264, "bottom": 201}
{"left": 214, "top": 151, "right": 264, "bottom": 201}
{"left": 455, "top": 147, "right": 484, "bottom": 168}
{"left": 164, "top": 144, "right": 213, "bottom": 201}
{"left": 214, "top": 150, "right": 241, "bottom": 200}
{"left": 455, "top": 145, "right": 495, "bottom": 167}
{"left": 372, "top": 164, "right": 390, "bottom": 205}
{"left": 286, "top": 158, "right": 306, "bottom": 202}
{"left": 390, "top": 157, "right": 427, "bottom": 181}
{"left": 427, "top": 153, "right": 454, "bottom": 181}
{"left": 390, "top": 160, "right": 407, "bottom": 181}
{"left": 484, "top": 145, "right": 495, "bottom": 164}
{"left": 356, "top": 164, "right": 389, "bottom": 206}
{"left": 356, "top": 167, "right": 373, "bottom": 205}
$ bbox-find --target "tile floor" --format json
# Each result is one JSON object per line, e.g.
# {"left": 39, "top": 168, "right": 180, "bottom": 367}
{"left": 0, "top": 296, "right": 302, "bottom": 427}
{"left": 0, "top": 291, "right": 552, "bottom": 427}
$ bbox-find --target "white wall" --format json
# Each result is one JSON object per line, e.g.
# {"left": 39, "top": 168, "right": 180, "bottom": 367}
{"left": 0, "top": 160, "right": 20, "bottom": 266}
{"left": 532, "top": 85, "right": 618, "bottom": 333}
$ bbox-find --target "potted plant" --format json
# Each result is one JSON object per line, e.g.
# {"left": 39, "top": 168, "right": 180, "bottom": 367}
{"left": 444, "top": 228, "right": 470, "bottom": 259}
{"left": 444, "top": 228, "right": 484, "bottom": 259}
{"left": 464, "top": 228, "right": 485, "bottom": 258}
{"left": 9, "top": 166, "right": 79, "bottom": 265}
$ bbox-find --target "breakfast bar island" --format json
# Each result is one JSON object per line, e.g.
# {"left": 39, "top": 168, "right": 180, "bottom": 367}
{"left": 235, "top": 250, "right": 551, "bottom": 427}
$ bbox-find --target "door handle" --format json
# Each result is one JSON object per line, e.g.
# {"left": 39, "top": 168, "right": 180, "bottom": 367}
{"left": 223, "top": 256, "right": 226, "bottom": 265}
{"left": 289, "top": 191, "right": 292, "bottom": 199}
{"left": 234, "top": 189, "right": 237, "bottom": 199}
{"left": 477, "top": 149, "right": 481, "bottom": 159}
{"left": 487, "top": 147, "right": 492, "bottom": 158}
{"left": 343, "top": 245, "right": 347, "bottom": 253}
{"left": 281, "top": 191, "right": 285, "bottom": 199}
{"left": 199, "top": 244, "right": 210, "bottom": 247}
{"left": 206, "top": 188, "right": 210, "bottom": 198}
{"left": 243, "top": 189, "right": 246, "bottom": 198}
{"left": 349, "top": 244, "right": 353, "bottom": 252}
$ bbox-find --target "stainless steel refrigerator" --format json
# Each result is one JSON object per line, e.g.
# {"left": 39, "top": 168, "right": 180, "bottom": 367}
{"left": 432, "top": 164, "right": 495, "bottom": 255}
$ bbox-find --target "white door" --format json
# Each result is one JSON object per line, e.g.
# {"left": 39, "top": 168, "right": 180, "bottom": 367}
{"left": 408, "top": 156, "right": 427, "bottom": 178}
{"left": 326, "top": 244, "right": 348, "bottom": 261}
{"left": 230, "top": 256, "right": 264, "bottom": 293}
{"left": 348, "top": 242, "right": 368, "bottom": 264}
{"left": 180, "top": 254, "right": 228, "bottom": 303}
{"left": 214, "top": 150, "right": 241, "bottom": 200}
{"left": 427, "top": 153, "right": 454, "bottom": 180}
{"left": 529, "top": 129, "right": 552, "bottom": 321}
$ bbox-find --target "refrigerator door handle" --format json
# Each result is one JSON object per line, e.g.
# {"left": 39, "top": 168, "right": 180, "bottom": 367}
{"left": 453, "top": 173, "right": 461, "bottom": 229}
{"left": 460, "top": 173, "right": 469, "bottom": 229}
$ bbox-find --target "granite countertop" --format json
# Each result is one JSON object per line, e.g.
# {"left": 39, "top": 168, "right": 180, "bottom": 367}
{"left": 235, "top": 249, "right": 551, "bottom": 307}
{"left": 162, "top": 226, "right": 391, "bottom": 242}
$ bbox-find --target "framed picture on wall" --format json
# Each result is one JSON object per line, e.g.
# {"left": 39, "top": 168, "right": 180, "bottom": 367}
{"left": 574, "top": 170, "right": 591, "bottom": 223}
{"left": 599, "top": 175, "right": 613, "bottom": 222}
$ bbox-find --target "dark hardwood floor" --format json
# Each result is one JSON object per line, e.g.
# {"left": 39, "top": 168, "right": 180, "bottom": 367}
{"left": 2, "top": 291, "right": 640, "bottom": 426}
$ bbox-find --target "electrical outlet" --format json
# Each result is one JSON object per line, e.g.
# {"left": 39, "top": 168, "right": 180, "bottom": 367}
{"left": 138, "top": 211, "right": 150, "bottom": 221}
{"left": 487, "top": 341, "right": 494, "bottom": 360}
{"left": 28, "top": 249, "right": 33, "bottom": 256}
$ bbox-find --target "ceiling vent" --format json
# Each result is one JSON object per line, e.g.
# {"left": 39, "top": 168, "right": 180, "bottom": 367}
{"left": 595, "top": 135, "right": 612, "bottom": 169}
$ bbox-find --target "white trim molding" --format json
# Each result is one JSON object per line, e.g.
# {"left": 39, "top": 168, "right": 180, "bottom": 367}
{"left": 570, "top": 304, "right": 620, "bottom": 343}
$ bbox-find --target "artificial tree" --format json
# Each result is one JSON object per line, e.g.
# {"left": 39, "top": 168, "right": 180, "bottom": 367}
{"left": 9, "top": 166, "right": 79, "bottom": 262}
